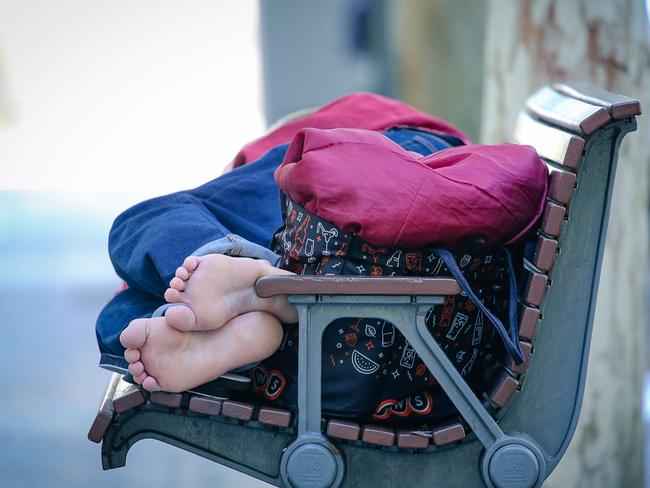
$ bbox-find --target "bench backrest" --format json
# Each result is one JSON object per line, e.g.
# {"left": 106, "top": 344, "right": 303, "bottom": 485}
{"left": 497, "top": 84, "right": 639, "bottom": 470}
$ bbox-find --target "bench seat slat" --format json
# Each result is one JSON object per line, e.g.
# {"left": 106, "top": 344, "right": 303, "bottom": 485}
{"left": 188, "top": 396, "right": 222, "bottom": 416}
{"left": 505, "top": 341, "right": 533, "bottom": 375}
{"left": 112, "top": 379, "right": 146, "bottom": 414}
{"left": 541, "top": 201, "right": 566, "bottom": 237}
{"left": 222, "top": 400, "right": 255, "bottom": 421}
{"left": 513, "top": 112, "right": 584, "bottom": 170}
{"left": 523, "top": 270, "right": 549, "bottom": 307}
{"left": 533, "top": 236, "right": 558, "bottom": 272}
{"left": 546, "top": 163, "right": 577, "bottom": 205}
{"left": 150, "top": 391, "right": 183, "bottom": 408}
{"left": 88, "top": 373, "right": 121, "bottom": 443}
{"left": 519, "top": 305, "right": 540, "bottom": 341}
{"left": 326, "top": 419, "right": 361, "bottom": 441}
{"left": 489, "top": 372, "right": 519, "bottom": 408}
{"left": 396, "top": 430, "right": 430, "bottom": 449}
{"left": 432, "top": 423, "right": 466, "bottom": 446}
{"left": 361, "top": 425, "right": 395, "bottom": 446}
{"left": 526, "top": 86, "right": 612, "bottom": 135}
{"left": 257, "top": 407, "right": 292, "bottom": 428}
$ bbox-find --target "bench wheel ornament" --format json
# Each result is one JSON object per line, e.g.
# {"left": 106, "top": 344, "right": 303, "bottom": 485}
{"left": 280, "top": 434, "right": 345, "bottom": 488}
{"left": 480, "top": 435, "right": 546, "bottom": 488}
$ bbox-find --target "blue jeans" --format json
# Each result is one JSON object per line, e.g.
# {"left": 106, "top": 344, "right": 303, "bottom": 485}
{"left": 96, "top": 128, "right": 459, "bottom": 372}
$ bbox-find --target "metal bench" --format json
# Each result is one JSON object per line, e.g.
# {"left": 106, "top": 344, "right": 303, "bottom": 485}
{"left": 88, "top": 83, "right": 640, "bottom": 488}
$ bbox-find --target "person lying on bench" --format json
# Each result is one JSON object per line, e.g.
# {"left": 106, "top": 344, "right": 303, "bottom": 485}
{"left": 97, "top": 93, "right": 546, "bottom": 422}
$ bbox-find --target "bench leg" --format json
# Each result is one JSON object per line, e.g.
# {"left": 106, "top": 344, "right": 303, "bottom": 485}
{"left": 288, "top": 297, "right": 549, "bottom": 488}
{"left": 101, "top": 407, "right": 292, "bottom": 486}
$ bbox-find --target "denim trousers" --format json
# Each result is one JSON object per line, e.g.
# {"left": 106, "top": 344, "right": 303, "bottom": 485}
{"left": 96, "top": 128, "right": 460, "bottom": 372}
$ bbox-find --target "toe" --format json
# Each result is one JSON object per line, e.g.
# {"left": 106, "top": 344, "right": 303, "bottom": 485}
{"left": 133, "top": 372, "right": 147, "bottom": 384}
{"left": 165, "top": 305, "right": 197, "bottom": 331}
{"left": 120, "top": 319, "right": 149, "bottom": 349}
{"left": 164, "top": 287, "right": 182, "bottom": 302}
{"left": 175, "top": 266, "right": 190, "bottom": 280}
{"left": 169, "top": 276, "right": 186, "bottom": 291}
{"left": 124, "top": 348, "right": 140, "bottom": 363}
{"left": 142, "top": 375, "right": 162, "bottom": 392}
{"left": 129, "top": 361, "right": 145, "bottom": 377}
{"left": 182, "top": 256, "right": 199, "bottom": 273}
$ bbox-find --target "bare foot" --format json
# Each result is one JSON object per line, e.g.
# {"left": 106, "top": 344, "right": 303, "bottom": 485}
{"left": 163, "top": 254, "right": 298, "bottom": 331}
{"left": 119, "top": 312, "right": 283, "bottom": 392}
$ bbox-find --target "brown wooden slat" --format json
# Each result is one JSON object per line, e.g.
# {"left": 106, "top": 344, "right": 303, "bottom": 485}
{"left": 221, "top": 400, "right": 254, "bottom": 421}
{"left": 506, "top": 341, "right": 533, "bottom": 375}
{"left": 361, "top": 425, "right": 395, "bottom": 447}
{"left": 150, "top": 391, "right": 183, "bottom": 408}
{"left": 88, "top": 409, "right": 114, "bottom": 443}
{"left": 432, "top": 423, "right": 466, "bottom": 446}
{"left": 396, "top": 430, "right": 430, "bottom": 450}
{"left": 533, "top": 236, "right": 558, "bottom": 272}
{"left": 553, "top": 83, "right": 642, "bottom": 119}
{"left": 257, "top": 407, "right": 292, "bottom": 428}
{"left": 489, "top": 372, "right": 519, "bottom": 408}
{"left": 88, "top": 373, "right": 120, "bottom": 443}
{"left": 541, "top": 201, "right": 566, "bottom": 237}
{"left": 326, "top": 419, "right": 361, "bottom": 441}
{"left": 188, "top": 396, "right": 222, "bottom": 416}
{"left": 547, "top": 164, "right": 577, "bottom": 205}
{"left": 526, "top": 86, "right": 612, "bottom": 135}
{"left": 255, "top": 275, "right": 460, "bottom": 298}
{"left": 518, "top": 305, "right": 540, "bottom": 341}
{"left": 513, "top": 112, "right": 584, "bottom": 170}
{"left": 112, "top": 379, "right": 146, "bottom": 414}
{"left": 523, "top": 270, "right": 548, "bottom": 307}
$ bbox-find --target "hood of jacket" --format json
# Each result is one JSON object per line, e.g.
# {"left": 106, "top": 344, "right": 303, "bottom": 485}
{"left": 274, "top": 127, "right": 548, "bottom": 250}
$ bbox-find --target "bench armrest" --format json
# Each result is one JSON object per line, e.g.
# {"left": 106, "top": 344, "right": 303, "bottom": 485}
{"left": 255, "top": 275, "right": 460, "bottom": 298}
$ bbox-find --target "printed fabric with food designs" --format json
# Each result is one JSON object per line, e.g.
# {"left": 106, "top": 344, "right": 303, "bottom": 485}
{"left": 252, "top": 197, "right": 521, "bottom": 425}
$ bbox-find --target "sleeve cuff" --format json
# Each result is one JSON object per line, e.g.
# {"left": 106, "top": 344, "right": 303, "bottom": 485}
{"left": 191, "top": 234, "right": 281, "bottom": 266}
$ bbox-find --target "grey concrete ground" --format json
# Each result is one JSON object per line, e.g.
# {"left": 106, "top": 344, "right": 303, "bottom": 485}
{"left": 0, "top": 191, "right": 270, "bottom": 488}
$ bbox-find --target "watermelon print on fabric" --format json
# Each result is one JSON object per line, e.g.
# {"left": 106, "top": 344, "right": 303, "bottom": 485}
{"left": 253, "top": 198, "right": 522, "bottom": 424}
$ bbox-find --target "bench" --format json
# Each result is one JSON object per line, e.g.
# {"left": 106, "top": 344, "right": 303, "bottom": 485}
{"left": 88, "top": 83, "right": 640, "bottom": 488}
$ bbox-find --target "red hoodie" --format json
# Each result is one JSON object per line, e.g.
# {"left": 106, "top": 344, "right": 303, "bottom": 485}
{"left": 275, "top": 127, "right": 547, "bottom": 250}
{"left": 233, "top": 92, "right": 547, "bottom": 249}
{"left": 230, "top": 92, "right": 471, "bottom": 169}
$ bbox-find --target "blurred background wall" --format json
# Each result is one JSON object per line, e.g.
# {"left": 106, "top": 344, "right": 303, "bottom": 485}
{"left": 0, "top": 1, "right": 270, "bottom": 486}
{"left": 259, "top": 0, "right": 398, "bottom": 124}
{"left": 0, "top": 1, "right": 647, "bottom": 487}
